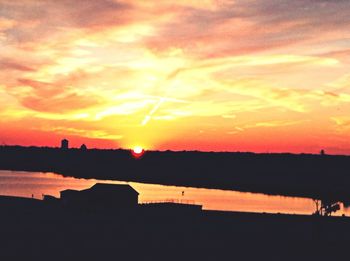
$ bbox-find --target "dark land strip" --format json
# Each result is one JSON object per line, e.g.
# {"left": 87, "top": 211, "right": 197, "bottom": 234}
{"left": 0, "top": 195, "right": 349, "bottom": 260}
{"left": 1, "top": 146, "right": 350, "bottom": 204}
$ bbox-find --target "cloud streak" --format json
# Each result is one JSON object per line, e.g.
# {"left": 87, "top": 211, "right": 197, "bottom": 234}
{"left": 1, "top": 0, "right": 350, "bottom": 152}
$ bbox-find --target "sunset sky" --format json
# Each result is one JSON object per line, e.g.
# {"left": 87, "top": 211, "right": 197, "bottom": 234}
{"left": 1, "top": 0, "right": 350, "bottom": 153}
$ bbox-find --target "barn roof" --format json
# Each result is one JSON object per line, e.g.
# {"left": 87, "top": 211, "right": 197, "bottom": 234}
{"left": 86, "top": 183, "right": 139, "bottom": 195}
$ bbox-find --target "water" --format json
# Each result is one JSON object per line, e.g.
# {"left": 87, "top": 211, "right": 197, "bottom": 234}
{"left": 0, "top": 170, "right": 348, "bottom": 215}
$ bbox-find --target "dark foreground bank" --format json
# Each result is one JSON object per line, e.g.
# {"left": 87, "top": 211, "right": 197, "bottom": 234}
{"left": 0, "top": 195, "right": 349, "bottom": 260}
{"left": 1, "top": 146, "right": 350, "bottom": 204}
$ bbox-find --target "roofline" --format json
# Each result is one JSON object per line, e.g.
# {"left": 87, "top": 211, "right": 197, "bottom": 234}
{"left": 89, "top": 183, "right": 139, "bottom": 195}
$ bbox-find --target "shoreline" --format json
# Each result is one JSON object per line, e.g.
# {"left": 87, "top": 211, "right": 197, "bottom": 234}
{"left": 1, "top": 145, "right": 350, "bottom": 204}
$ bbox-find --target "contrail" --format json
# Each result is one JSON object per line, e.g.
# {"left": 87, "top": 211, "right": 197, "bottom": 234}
{"left": 140, "top": 68, "right": 189, "bottom": 126}
{"left": 141, "top": 98, "right": 165, "bottom": 126}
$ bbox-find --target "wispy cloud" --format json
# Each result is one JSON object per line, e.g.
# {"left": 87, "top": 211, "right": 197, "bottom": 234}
{"left": 1, "top": 0, "right": 350, "bottom": 152}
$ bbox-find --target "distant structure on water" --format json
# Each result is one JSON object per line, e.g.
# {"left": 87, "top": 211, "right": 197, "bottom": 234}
{"left": 80, "top": 144, "right": 87, "bottom": 150}
{"left": 61, "top": 139, "right": 69, "bottom": 150}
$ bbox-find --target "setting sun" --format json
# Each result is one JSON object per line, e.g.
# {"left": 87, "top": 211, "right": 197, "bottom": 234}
{"left": 131, "top": 146, "right": 145, "bottom": 158}
{"left": 133, "top": 146, "right": 143, "bottom": 154}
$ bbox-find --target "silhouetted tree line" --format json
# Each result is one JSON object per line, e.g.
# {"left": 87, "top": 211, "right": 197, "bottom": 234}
{"left": 1, "top": 145, "right": 350, "bottom": 204}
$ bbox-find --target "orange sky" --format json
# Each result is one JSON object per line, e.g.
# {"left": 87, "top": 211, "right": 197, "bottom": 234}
{"left": 1, "top": 0, "right": 350, "bottom": 153}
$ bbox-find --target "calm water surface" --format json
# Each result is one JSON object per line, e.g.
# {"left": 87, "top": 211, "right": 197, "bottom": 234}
{"left": 1, "top": 170, "right": 349, "bottom": 216}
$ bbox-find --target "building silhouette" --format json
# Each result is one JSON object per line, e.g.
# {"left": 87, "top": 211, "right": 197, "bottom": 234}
{"left": 60, "top": 183, "right": 139, "bottom": 211}
{"left": 80, "top": 144, "right": 87, "bottom": 150}
{"left": 61, "top": 139, "right": 69, "bottom": 150}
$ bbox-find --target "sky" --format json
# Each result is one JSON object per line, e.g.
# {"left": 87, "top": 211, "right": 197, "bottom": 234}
{"left": 1, "top": 0, "right": 350, "bottom": 153}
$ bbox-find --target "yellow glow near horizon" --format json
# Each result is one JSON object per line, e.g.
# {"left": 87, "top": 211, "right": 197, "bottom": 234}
{"left": 1, "top": 1, "right": 350, "bottom": 153}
